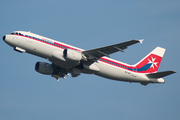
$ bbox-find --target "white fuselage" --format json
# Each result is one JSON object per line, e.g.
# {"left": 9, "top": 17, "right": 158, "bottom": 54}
{"left": 4, "top": 31, "right": 150, "bottom": 83}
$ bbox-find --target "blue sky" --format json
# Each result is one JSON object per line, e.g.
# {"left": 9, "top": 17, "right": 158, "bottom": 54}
{"left": 0, "top": 0, "right": 179, "bottom": 120}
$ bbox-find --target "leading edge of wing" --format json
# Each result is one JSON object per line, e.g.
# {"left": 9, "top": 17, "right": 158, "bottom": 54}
{"left": 82, "top": 39, "right": 143, "bottom": 60}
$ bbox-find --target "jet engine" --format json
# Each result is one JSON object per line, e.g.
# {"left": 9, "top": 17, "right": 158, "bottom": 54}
{"left": 63, "top": 49, "right": 82, "bottom": 62}
{"left": 35, "top": 62, "right": 53, "bottom": 75}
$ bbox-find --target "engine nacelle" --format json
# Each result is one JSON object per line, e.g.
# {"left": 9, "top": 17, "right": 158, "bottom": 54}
{"left": 35, "top": 62, "right": 54, "bottom": 75}
{"left": 63, "top": 49, "right": 82, "bottom": 62}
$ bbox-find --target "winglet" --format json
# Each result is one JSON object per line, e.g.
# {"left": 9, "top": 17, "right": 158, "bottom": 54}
{"left": 139, "top": 39, "right": 144, "bottom": 44}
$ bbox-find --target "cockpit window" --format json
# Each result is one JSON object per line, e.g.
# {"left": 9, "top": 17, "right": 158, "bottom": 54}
{"left": 11, "top": 32, "right": 23, "bottom": 36}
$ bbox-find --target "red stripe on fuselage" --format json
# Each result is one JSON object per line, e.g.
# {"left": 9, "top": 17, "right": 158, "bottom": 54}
{"left": 54, "top": 42, "right": 81, "bottom": 51}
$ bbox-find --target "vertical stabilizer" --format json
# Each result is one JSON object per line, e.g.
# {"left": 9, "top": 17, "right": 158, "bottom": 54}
{"left": 134, "top": 47, "right": 166, "bottom": 73}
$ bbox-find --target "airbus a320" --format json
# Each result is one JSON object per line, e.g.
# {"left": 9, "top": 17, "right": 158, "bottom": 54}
{"left": 3, "top": 31, "right": 176, "bottom": 85}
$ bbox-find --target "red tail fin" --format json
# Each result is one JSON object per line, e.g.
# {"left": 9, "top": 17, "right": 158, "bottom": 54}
{"left": 134, "top": 47, "right": 166, "bottom": 73}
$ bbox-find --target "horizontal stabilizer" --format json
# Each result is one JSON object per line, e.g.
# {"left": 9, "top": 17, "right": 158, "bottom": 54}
{"left": 146, "top": 70, "right": 176, "bottom": 78}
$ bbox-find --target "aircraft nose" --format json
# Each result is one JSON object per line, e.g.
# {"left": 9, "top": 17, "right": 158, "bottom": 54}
{"left": 3, "top": 35, "right": 6, "bottom": 41}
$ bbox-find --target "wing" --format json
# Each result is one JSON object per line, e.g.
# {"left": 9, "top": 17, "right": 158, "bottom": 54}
{"left": 82, "top": 39, "right": 143, "bottom": 63}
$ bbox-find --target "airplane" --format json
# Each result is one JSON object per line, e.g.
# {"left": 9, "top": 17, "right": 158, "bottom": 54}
{"left": 3, "top": 31, "right": 176, "bottom": 85}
